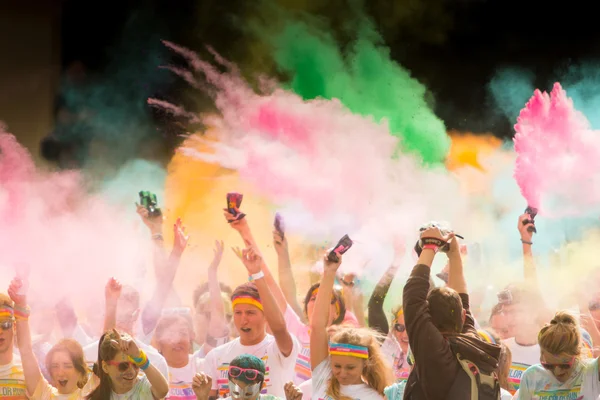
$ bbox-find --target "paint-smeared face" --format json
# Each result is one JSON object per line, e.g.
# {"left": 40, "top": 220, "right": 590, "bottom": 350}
{"left": 102, "top": 351, "right": 139, "bottom": 393}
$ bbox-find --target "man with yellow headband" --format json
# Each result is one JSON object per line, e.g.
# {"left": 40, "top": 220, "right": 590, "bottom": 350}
{"left": 202, "top": 247, "right": 300, "bottom": 399}
{"left": 0, "top": 293, "right": 27, "bottom": 399}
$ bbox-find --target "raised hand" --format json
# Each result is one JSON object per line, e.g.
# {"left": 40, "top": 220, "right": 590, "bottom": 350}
{"left": 105, "top": 277, "right": 122, "bottom": 303}
{"left": 192, "top": 373, "right": 213, "bottom": 399}
{"left": 7, "top": 277, "right": 27, "bottom": 306}
{"left": 208, "top": 240, "right": 224, "bottom": 271}
{"left": 136, "top": 202, "right": 163, "bottom": 235}
{"left": 172, "top": 218, "right": 190, "bottom": 256}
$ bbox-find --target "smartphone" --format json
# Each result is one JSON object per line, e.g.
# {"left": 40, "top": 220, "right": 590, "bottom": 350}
{"left": 139, "top": 191, "right": 162, "bottom": 218}
{"left": 274, "top": 213, "right": 285, "bottom": 239}
{"left": 524, "top": 206, "right": 538, "bottom": 233}
{"left": 327, "top": 234, "right": 353, "bottom": 263}
{"left": 227, "top": 193, "right": 244, "bottom": 216}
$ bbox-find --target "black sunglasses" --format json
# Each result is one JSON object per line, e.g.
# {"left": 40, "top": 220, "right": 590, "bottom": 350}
{"left": 394, "top": 323, "right": 406, "bottom": 333}
{"left": 0, "top": 320, "right": 13, "bottom": 331}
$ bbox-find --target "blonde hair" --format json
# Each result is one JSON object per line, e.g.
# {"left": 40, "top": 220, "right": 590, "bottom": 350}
{"left": 326, "top": 327, "right": 393, "bottom": 400}
{"left": 0, "top": 293, "right": 14, "bottom": 309}
{"left": 538, "top": 311, "right": 581, "bottom": 358}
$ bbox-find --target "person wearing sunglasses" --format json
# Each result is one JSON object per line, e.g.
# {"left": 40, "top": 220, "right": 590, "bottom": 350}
{"left": 87, "top": 329, "right": 169, "bottom": 400}
{"left": 514, "top": 311, "right": 600, "bottom": 399}
{"left": 0, "top": 291, "right": 27, "bottom": 399}
{"left": 192, "top": 354, "right": 302, "bottom": 400}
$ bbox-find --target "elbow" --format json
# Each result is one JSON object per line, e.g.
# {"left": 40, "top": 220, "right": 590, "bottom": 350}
{"left": 155, "top": 384, "right": 169, "bottom": 399}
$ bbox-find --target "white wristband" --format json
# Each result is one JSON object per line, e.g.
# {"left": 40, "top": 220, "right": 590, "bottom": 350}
{"left": 249, "top": 271, "right": 265, "bottom": 281}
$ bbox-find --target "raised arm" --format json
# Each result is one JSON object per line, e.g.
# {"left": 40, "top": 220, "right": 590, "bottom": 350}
{"left": 403, "top": 226, "right": 457, "bottom": 400}
{"left": 518, "top": 213, "right": 536, "bottom": 283}
{"left": 204, "top": 240, "right": 229, "bottom": 351}
{"left": 103, "top": 277, "right": 122, "bottom": 332}
{"left": 118, "top": 333, "right": 169, "bottom": 399}
{"left": 446, "top": 235, "right": 477, "bottom": 336}
{"left": 310, "top": 251, "right": 342, "bottom": 370}
{"left": 238, "top": 246, "right": 294, "bottom": 356}
{"left": 141, "top": 217, "right": 187, "bottom": 336}
{"left": 8, "top": 278, "right": 40, "bottom": 396}
{"left": 368, "top": 240, "right": 403, "bottom": 335}
{"left": 274, "top": 230, "right": 304, "bottom": 320}
{"left": 226, "top": 211, "right": 288, "bottom": 313}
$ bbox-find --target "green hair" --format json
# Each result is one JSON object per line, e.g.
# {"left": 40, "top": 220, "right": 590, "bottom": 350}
{"left": 229, "top": 354, "right": 265, "bottom": 385}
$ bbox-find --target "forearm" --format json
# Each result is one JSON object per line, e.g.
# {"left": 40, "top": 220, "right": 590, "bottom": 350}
{"left": 103, "top": 301, "right": 118, "bottom": 332}
{"left": 254, "top": 278, "right": 287, "bottom": 333}
{"left": 144, "top": 363, "right": 169, "bottom": 399}
{"left": 207, "top": 268, "right": 228, "bottom": 337}
{"left": 277, "top": 251, "right": 303, "bottom": 315}
{"left": 447, "top": 253, "right": 467, "bottom": 294}
{"left": 261, "top": 258, "right": 289, "bottom": 313}
{"left": 368, "top": 264, "right": 399, "bottom": 334}
{"left": 522, "top": 243, "right": 536, "bottom": 282}
{"left": 16, "top": 317, "right": 42, "bottom": 395}
{"left": 310, "top": 271, "right": 336, "bottom": 331}
{"left": 142, "top": 250, "right": 181, "bottom": 334}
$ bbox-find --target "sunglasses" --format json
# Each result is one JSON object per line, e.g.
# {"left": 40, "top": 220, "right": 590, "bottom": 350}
{"left": 0, "top": 320, "right": 13, "bottom": 331}
{"left": 589, "top": 302, "right": 600, "bottom": 312}
{"left": 228, "top": 366, "right": 263, "bottom": 381}
{"left": 106, "top": 360, "right": 139, "bottom": 372}
{"left": 541, "top": 357, "right": 575, "bottom": 371}
{"left": 394, "top": 323, "right": 406, "bottom": 333}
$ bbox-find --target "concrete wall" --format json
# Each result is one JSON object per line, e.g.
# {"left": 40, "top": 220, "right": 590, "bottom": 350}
{"left": 0, "top": 1, "right": 61, "bottom": 163}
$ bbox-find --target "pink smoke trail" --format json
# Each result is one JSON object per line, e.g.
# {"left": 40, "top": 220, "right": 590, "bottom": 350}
{"left": 514, "top": 82, "right": 600, "bottom": 216}
{"left": 163, "top": 43, "right": 469, "bottom": 248}
{"left": 0, "top": 128, "right": 154, "bottom": 311}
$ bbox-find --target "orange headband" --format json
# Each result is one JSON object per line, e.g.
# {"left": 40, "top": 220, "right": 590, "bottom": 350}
{"left": 232, "top": 295, "right": 263, "bottom": 311}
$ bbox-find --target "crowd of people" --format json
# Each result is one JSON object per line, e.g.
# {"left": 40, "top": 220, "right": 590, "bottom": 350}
{"left": 1, "top": 201, "right": 599, "bottom": 400}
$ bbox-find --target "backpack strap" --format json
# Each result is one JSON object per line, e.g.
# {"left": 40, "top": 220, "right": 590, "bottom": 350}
{"left": 455, "top": 352, "right": 500, "bottom": 400}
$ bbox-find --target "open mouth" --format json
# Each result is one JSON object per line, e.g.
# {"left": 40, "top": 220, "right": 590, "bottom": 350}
{"left": 240, "top": 328, "right": 251, "bottom": 333}
{"left": 401, "top": 338, "right": 409, "bottom": 343}
{"left": 122, "top": 375, "right": 136, "bottom": 381}
{"left": 58, "top": 380, "right": 68, "bottom": 387}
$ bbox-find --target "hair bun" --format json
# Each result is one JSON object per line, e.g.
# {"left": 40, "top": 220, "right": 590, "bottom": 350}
{"left": 551, "top": 311, "right": 577, "bottom": 326}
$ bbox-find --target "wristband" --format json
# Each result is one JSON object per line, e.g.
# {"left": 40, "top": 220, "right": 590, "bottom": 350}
{"left": 248, "top": 271, "right": 265, "bottom": 281}
{"left": 130, "top": 350, "right": 150, "bottom": 370}
{"left": 422, "top": 244, "right": 440, "bottom": 253}
{"left": 521, "top": 239, "right": 533, "bottom": 245}
{"left": 13, "top": 305, "right": 30, "bottom": 320}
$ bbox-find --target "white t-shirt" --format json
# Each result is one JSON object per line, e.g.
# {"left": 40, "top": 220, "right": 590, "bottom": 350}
{"left": 0, "top": 355, "right": 27, "bottom": 399}
{"left": 83, "top": 337, "right": 169, "bottom": 382}
{"left": 167, "top": 355, "right": 205, "bottom": 400}
{"left": 500, "top": 388, "right": 512, "bottom": 400}
{"left": 283, "top": 306, "right": 311, "bottom": 384}
{"left": 298, "top": 378, "right": 311, "bottom": 400}
{"left": 29, "top": 376, "right": 96, "bottom": 400}
{"left": 380, "top": 335, "right": 409, "bottom": 382}
{"left": 311, "top": 359, "right": 384, "bottom": 400}
{"left": 202, "top": 334, "right": 299, "bottom": 398}
{"left": 514, "top": 358, "right": 600, "bottom": 399}
{"left": 504, "top": 337, "right": 541, "bottom": 394}
{"left": 110, "top": 375, "right": 154, "bottom": 400}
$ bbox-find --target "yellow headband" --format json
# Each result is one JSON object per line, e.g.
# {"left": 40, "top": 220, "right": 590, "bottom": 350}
{"left": 232, "top": 296, "right": 263, "bottom": 311}
{"left": 396, "top": 308, "right": 404, "bottom": 319}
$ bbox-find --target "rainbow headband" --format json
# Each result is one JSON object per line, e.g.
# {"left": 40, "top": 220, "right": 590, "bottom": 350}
{"left": 329, "top": 342, "right": 369, "bottom": 359}
{"left": 232, "top": 295, "right": 263, "bottom": 311}
{"left": 477, "top": 330, "right": 497, "bottom": 345}
{"left": 311, "top": 288, "right": 341, "bottom": 315}
{"left": 0, "top": 306, "right": 14, "bottom": 320}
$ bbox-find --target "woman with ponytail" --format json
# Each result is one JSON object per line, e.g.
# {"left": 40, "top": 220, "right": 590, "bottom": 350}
{"left": 515, "top": 311, "right": 600, "bottom": 399}
{"left": 87, "top": 329, "right": 168, "bottom": 400}
{"left": 310, "top": 249, "right": 392, "bottom": 400}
